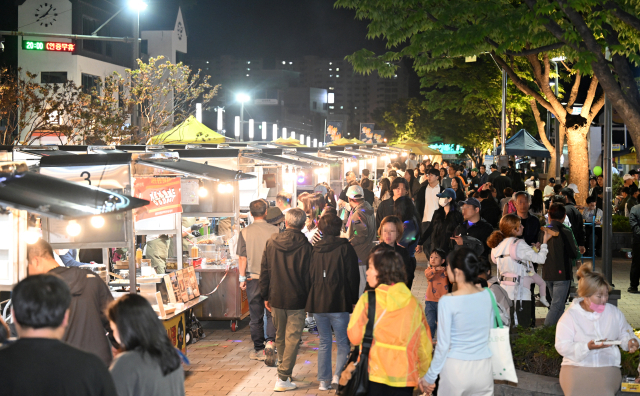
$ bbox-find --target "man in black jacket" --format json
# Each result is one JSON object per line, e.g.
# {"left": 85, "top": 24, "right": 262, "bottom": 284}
{"left": 478, "top": 189, "right": 501, "bottom": 228}
{"left": 487, "top": 164, "right": 500, "bottom": 184}
{"left": 376, "top": 177, "right": 409, "bottom": 228}
{"left": 26, "top": 239, "right": 114, "bottom": 365}
{"left": 493, "top": 166, "right": 513, "bottom": 200}
{"left": 560, "top": 188, "right": 586, "bottom": 255}
{"left": 453, "top": 198, "right": 494, "bottom": 257}
{"left": 260, "top": 208, "right": 313, "bottom": 392}
{"left": 418, "top": 188, "right": 464, "bottom": 256}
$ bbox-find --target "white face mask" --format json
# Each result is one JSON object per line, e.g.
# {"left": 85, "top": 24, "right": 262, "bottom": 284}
{"left": 438, "top": 197, "right": 450, "bottom": 207}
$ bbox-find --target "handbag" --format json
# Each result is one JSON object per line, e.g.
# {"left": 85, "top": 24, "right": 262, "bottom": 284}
{"left": 487, "top": 287, "right": 518, "bottom": 384}
{"left": 337, "top": 290, "right": 376, "bottom": 396}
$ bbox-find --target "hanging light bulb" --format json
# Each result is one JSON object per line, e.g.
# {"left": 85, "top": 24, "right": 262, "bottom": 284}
{"left": 23, "top": 228, "right": 41, "bottom": 244}
{"left": 90, "top": 216, "right": 105, "bottom": 228}
{"left": 198, "top": 180, "right": 208, "bottom": 197}
{"left": 66, "top": 221, "right": 81, "bottom": 237}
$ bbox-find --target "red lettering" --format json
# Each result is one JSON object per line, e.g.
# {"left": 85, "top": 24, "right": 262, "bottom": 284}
{"left": 61, "top": 44, "right": 68, "bottom": 50}
{"left": 46, "top": 42, "right": 54, "bottom": 50}
{"left": 55, "top": 43, "right": 62, "bottom": 51}
{"left": 67, "top": 43, "right": 75, "bottom": 51}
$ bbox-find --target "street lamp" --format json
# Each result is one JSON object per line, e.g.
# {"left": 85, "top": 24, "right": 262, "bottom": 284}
{"left": 550, "top": 57, "right": 563, "bottom": 181}
{"left": 236, "top": 93, "right": 250, "bottom": 142}
{"left": 127, "top": 0, "right": 147, "bottom": 131}
{"left": 273, "top": 124, "right": 277, "bottom": 141}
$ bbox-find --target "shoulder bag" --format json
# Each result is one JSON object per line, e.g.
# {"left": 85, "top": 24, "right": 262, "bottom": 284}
{"left": 487, "top": 288, "right": 518, "bottom": 384}
{"left": 337, "top": 290, "right": 376, "bottom": 396}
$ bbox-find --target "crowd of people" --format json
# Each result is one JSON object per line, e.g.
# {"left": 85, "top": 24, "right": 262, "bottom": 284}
{"left": 3, "top": 154, "right": 640, "bottom": 396}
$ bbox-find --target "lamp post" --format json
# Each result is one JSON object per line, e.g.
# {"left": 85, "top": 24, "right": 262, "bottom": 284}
{"left": 236, "top": 93, "right": 250, "bottom": 142}
{"left": 128, "top": 0, "right": 147, "bottom": 132}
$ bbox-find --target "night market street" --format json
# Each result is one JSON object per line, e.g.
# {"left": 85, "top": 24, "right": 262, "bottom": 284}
{"left": 183, "top": 256, "right": 640, "bottom": 396}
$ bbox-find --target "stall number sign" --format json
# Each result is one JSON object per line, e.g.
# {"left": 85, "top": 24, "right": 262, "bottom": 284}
{"left": 22, "top": 40, "right": 76, "bottom": 52}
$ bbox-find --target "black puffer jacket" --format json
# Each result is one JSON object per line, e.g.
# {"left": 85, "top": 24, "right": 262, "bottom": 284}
{"left": 419, "top": 206, "right": 464, "bottom": 254}
{"left": 305, "top": 236, "right": 360, "bottom": 313}
{"left": 259, "top": 229, "right": 312, "bottom": 310}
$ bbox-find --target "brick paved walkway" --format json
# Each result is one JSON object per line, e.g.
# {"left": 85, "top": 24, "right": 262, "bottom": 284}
{"left": 185, "top": 255, "right": 640, "bottom": 395}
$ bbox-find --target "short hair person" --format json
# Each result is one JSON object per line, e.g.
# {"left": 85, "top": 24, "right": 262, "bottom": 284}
{"left": 0, "top": 275, "right": 117, "bottom": 396}
{"left": 260, "top": 208, "right": 314, "bottom": 391}
{"left": 26, "top": 238, "right": 114, "bottom": 365}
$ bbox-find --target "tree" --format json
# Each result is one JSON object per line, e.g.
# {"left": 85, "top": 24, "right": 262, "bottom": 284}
{"left": 370, "top": 98, "right": 430, "bottom": 142}
{"left": 123, "top": 56, "right": 219, "bottom": 142}
{"left": 335, "top": 0, "right": 607, "bottom": 205}
{"left": 0, "top": 68, "right": 136, "bottom": 145}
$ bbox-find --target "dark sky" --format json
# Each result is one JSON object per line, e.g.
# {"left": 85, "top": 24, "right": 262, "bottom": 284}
{"left": 181, "top": 0, "right": 388, "bottom": 59}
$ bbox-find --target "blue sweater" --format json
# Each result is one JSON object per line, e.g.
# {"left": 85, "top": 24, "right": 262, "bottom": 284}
{"left": 424, "top": 288, "right": 494, "bottom": 383}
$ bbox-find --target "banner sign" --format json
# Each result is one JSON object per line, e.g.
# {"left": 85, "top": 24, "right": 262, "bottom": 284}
{"left": 372, "top": 130, "right": 386, "bottom": 144}
{"left": 359, "top": 123, "right": 376, "bottom": 143}
{"left": 325, "top": 121, "right": 343, "bottom": 143}
{"left": 134, "top": 177, "right": 182, "bottom": 221}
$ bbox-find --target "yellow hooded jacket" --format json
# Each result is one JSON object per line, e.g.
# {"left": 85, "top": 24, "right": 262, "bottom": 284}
{"left": 347, "top": 283, "right": 433, "bottom": 388}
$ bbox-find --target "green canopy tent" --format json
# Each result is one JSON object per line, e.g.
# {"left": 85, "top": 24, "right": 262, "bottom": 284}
{"left": 147, "top": 116, "right": 228, "bottom": 145}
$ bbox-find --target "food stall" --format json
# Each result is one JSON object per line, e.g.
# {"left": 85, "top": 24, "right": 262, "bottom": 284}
{"left": 0, "top": 161, "right": 148, "bottom": 330}
{"left": 36, "top": 148, "right": 257, "bottom": 338}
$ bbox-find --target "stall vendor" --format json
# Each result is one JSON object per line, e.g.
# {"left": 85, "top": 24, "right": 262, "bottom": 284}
{"left": 145, "top": 235, "right": 170, "bottom": 274}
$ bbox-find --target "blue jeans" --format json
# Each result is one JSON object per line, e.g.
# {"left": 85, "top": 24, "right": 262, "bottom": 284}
{"left": 424, "top": 301, "right": 438, "bottom": 338}
{"left": 314, "top": 312, "right": 350, "bottom": 382}
{"left": 545, "top": 280, "right": 571, "bottom": 326}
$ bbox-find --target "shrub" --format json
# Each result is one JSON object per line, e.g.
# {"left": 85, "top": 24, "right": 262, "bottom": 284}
{"left": 613, "top": 214, "right": 632, "bottom": 233}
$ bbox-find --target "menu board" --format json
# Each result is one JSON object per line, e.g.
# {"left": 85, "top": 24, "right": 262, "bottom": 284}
{"left": 163, "top": 267, "right": 200, "bottom": 304}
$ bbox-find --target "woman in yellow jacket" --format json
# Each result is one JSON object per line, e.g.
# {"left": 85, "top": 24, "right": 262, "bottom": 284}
{"left": 347, "top": 247, "right": 433, "bottom": 395}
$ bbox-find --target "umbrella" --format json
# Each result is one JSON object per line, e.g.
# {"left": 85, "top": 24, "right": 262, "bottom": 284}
{"left": 272, "top": 137, "right": 307, "bottom": 147}
{"left": 392, "top": 139, "right": 442, "bottom": 156}
{"left": 147, "top": 116, "right": 227, "bottom": 144}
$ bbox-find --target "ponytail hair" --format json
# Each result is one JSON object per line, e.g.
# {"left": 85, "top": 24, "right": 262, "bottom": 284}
{"left": 447, "top": 247, "right": 484, "bottom": 284}
{"left": 487, "top": 214, "right": 521, "bottom": 249}
{"left": 576, "top": 263, "right": 612, "bottom": 298}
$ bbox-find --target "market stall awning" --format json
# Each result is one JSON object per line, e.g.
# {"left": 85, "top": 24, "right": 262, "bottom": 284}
{"left": 241, "top": 153, "right": 315, "bottom": 168}
{"left": 272, "top": 137, "right": 307, "bottom": 147}
{"left": 147, "top": 116, "right": 228, "bottom": 145}
{"left": 328, "top": 138, "right": 357, "bottom": 146}
{"left": 496, "top": 129, "right": 551, "bottom": 158}
{"left": 281, "top": 151, "right": 336, "bottom": 165}
{"left": 392, "top": 140, "right": 442, "bottom": 156}
{"left": 136, "top": 158, "right": 256, "bottom": 181}
{"left": 0, "top": 162, "right": 149, "bottom": 220}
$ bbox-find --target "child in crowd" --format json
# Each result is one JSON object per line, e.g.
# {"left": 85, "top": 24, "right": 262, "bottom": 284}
{"left": 424, "top": 248, "right": 450, "bottom": 338}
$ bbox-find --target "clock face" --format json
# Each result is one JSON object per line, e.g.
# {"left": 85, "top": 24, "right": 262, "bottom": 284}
{"left": 177, "top": 22, "right": 184, "bottom": 40}
{"left": 35, "top": 3, "right": 58, "bottom": 28}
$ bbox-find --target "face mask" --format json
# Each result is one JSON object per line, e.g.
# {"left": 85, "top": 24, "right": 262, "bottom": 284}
{"left": 590, "top": 301, "right": 606, "bottom": 313}
{"left": 438, "top": 197, "right": 449, "bottom": 207}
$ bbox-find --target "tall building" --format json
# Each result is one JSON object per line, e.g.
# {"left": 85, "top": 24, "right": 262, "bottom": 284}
{"left": 188, "top": 55, "right": 409, "bottom": 142}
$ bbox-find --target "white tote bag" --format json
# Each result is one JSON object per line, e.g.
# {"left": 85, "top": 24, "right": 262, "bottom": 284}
{"left": 487, "top": 288, "right": 518, "bottom": 383}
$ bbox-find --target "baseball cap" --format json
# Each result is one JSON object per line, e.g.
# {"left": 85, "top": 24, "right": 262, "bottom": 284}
{"left": 459, "top": 197, "right": 481, "bottom": 208}
{"left": 471, "top": 168, "right": 479, "bottom": 172}
{"left": 314, "top": 184, "right": 329, "bottom": 196}
{"left": 436, "top": 188, "right": 456, "bottom": 200}
{"left": 568, "top": 183, "right": 579, "bottom": 194}
{"left": 624, "top": 174, "right": 634, "bottom": 181}
{"left": 346, "top": 185, "right": 364, "bottom": 199}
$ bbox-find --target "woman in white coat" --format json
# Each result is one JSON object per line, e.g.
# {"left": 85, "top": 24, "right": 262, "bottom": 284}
{"left": 556, "top": 264, "right": 640, "bottom": 396}
{"left": 487, "top": 214, "right": 551, "bottom": 327}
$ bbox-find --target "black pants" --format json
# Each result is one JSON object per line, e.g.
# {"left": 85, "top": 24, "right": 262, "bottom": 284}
{"left": 512, "top": 300, "right": 532, "bottom": 328}
{"left": 367, "top": 381, "right": 413, "bottom": 396}
{"left": 246, "top": 279, "right": 275, "bottom": 351}
{"left": 406, "top": 256, "right": 416, "bottom": 291}
{"left": 630, "top": 236, "right": 640, "bottom": 289}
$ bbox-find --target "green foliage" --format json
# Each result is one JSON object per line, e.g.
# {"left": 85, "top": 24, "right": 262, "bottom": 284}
{"left": 124, "top": 56, "right": 219, "bottom": 142}
{"left": 613, "top": 173, "right": 624, "bottom": 198}
{"left": 370, "top": 98, "right": 430, "bottom": 142}
{"left": 613, "top": 214, "right": 632, "bottom": 233}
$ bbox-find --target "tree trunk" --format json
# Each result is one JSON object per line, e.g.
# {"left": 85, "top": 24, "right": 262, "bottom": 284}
{"left": 565, "top": 126, "right": 590, "bottom": 207}
{"left": 529, "top": 99, "right": 557, "bottom": 180}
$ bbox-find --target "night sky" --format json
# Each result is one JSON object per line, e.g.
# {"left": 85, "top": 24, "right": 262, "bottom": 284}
{"left": 181, "top": 0, "right": 388, "bottom": 59}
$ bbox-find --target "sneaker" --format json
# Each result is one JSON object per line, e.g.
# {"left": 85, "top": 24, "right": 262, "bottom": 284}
{"left": 274, "top": 377, "right": 297, "bottom": 392}
{"left": 629, "top": 287, "right": 640, "bottom": 294}
{"left": 539, "top": 296, "right": 550, "bottom": 307}
{"left": 265, "top": 341, "right": 277, "bottom": 367}
{"left": 331, "top": 375, "right": 340, "bottom": 388}
{"left": 249, "top": 349, "right": 266, "bottom": 361}
{"left": 319, "top": 381, "right": 332, "bottom": 391}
